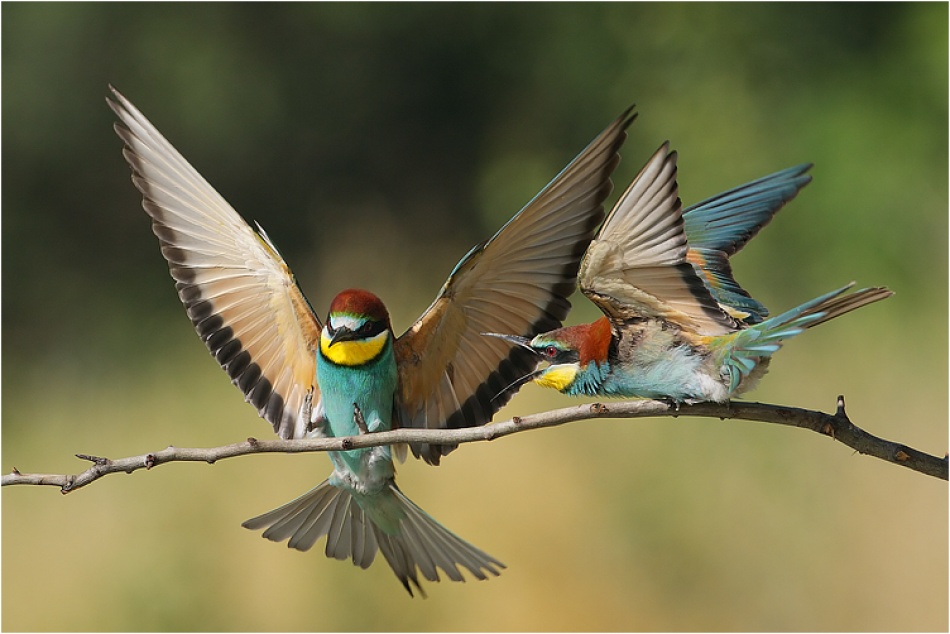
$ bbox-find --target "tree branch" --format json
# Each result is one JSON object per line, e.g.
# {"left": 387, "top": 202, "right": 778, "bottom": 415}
{"left": 3, "top": 396, "right": 946, "bottom": 492}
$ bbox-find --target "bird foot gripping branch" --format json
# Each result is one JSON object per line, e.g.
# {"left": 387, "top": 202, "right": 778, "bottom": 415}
{"left": 353, "top": 403, "right": 370, "bottom": 435}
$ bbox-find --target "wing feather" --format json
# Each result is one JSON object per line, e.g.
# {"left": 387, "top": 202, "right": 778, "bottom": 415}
{"left": 579, "top": 143, "right": 737, "bottom": 336}
{"left": 395, "top": 106, "right": 637, "bottom": 464}
{"left": 108, "top": 87, "right": 321, "bottom": 439}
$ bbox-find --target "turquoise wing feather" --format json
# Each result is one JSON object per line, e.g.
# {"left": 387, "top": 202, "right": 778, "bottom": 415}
{"left": 683, "top": 164, "right": 812, "bottom": 323}
{"left": 683, "top": 164, "right": 812, "bottom": 255}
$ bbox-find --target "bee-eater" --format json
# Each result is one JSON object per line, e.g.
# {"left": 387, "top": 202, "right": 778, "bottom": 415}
{"left": 108, "top": 86, "right": 635, "bottom": 595}
{"left": 490, "top": 142, "right": 892, "bottom": 403}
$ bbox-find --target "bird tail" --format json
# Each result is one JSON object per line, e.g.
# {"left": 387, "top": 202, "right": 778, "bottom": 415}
{"left": 714, "top": 282, "right": 893, "bottom": 394}
{"left": 242, "top": 479, "right": 504, "bottom": 597}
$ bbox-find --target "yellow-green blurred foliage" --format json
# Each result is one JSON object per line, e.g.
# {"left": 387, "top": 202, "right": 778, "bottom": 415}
{"left": 3, "top": 3, "right": 946, "bottom": 631}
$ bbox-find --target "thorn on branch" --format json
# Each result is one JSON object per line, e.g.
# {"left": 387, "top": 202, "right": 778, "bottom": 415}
{"left": 76, "top": 453, "right": 110, "bottom": 466}
{"left": 11, "top": 467, "right": 20, "bottom": 476}
{"left": 835, "top": 395, "right": 848, "bottom": 419}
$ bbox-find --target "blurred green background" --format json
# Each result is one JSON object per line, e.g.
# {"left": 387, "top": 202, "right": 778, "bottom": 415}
{"left": 3, "top": 3, "right": 947, "bottom": 631}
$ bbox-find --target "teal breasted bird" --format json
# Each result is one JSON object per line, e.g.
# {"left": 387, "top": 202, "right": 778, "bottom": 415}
{"left": 489, "top": 142, "right": 892, "bottom": 403}
{"left": 108, "top": 87, "right": 635, "bottom": 595}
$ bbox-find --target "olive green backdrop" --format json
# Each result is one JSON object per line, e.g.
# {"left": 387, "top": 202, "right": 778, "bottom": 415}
{"left": 3, "top": 3, "right": 947, "bottom": 631}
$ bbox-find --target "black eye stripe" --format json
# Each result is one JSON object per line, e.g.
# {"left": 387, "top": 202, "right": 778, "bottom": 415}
{"left": 359, "top": 319, "right": 387, "bottom": 338}
{"left": 326, "top": 317, "right": 386, "bottom": 339}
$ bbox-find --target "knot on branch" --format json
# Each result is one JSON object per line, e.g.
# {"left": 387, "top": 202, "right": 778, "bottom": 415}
{"left": 61, "top": 476, "right": 77, "bottom": 494}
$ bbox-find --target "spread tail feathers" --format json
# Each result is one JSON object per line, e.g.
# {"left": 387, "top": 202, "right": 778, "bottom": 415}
{"left": 242, "top": 479, "right": 504, "bottom": 597}
{"left": 716, "top": 282, "right": 893, "bottom": 393}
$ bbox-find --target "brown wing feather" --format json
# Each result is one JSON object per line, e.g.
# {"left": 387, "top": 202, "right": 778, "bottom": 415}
{"left": 395, "top": 106, "right": 637, "bottom": 465}
{"left": 109, "top": 87, "right": 321, "bottom": 439}
{"left": 579, "top": 143, "right": 737, "bottom": 336}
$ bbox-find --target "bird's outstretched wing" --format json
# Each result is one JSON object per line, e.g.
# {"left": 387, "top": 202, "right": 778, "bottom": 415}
{"left": 394, "top": 106, "right": 637, "bottom": 464}
{"left": 109, "top": 87, "right": 321, "bottom": 440}
{"left": 682, "top": 163, "right": 812, "bottom": 323}
{"left": 579, "top": 142, "right": 738, "bottom": 336}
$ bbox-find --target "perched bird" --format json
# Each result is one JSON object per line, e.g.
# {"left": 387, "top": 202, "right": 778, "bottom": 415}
{"left": 489, "top": 142, "right": 892, "bottom": 403}
{"left": 108, "top": 86, "right": 635, "bottom": 596}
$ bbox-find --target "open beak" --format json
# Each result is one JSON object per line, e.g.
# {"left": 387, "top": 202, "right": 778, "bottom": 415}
{"left": 482, "top": 332, "right": 535, "bottom": 351}
{"left": 490, "top": 367, "right": 546, "bottom": 403}
{"left": 481, "top": 332, "right": 546, "bottom": 401}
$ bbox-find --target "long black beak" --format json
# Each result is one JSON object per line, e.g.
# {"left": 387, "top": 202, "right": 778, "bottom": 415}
{"left": 328, "top": 326, "right": 356, "bottom": 347}
{"left": 482, "top": 332, "right": 536, "bottom": 351}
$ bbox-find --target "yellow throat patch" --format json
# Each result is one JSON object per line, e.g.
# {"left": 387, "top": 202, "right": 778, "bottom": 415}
{"left": 534, "top": 364, "right": 578, "bottom": 392}
{"left": 320, "top": 330, "right": 389, "bottom": 366}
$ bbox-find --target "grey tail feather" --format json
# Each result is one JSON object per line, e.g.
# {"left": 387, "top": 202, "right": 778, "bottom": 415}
{"left": 753, "top": 283, "right": 892, "bottom": 338}
{"left": 242, "top": 479, "right": 504, "bottom": 597}
{"left": 800, "top": 285, "right": 893, "bottom": 329}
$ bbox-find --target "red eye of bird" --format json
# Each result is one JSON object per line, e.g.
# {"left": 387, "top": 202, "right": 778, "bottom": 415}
{"left": 545, "top": 345, "right": 559, "bottom": 358}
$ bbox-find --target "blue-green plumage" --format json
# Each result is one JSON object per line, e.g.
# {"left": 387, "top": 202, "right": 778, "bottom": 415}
{"left": 316, "top": 309, "right": 405, "bottom": 535}
{"left": 682, "top": 164, "right": 813, "bottom": 255}
{"left": 318, "top": 331, "right": 397, "bottom": 480}
{"left": 244, "top": 290, "right": 505, "bottom": 596}
{"left": 609, "top": 284, "right": 888, "bottom": 402}
{"left": 500, "top": 147, "right": 891, "bottom": 405}
{"left": 683, "top": 163, "right": 813, "bottom": 323}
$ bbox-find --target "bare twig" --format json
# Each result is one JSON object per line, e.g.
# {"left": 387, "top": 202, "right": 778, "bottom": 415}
{"left": 3, "top": 397, "right": 946, "bottom": 492}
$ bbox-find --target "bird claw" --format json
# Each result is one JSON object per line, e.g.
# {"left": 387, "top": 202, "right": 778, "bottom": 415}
{"left": 353, "top": 403, "right": 370, "bottom": 435}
